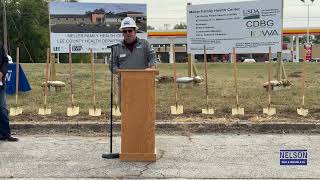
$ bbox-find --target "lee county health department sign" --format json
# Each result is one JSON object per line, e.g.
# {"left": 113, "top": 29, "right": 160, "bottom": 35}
{"left": 187, "top": 0, "right": 283, "bottom": 54}
{"left": 49, "top": 2, "right": 147, "bottom": 53}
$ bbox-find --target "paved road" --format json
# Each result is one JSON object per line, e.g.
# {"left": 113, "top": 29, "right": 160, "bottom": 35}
{"left": 0, "top": 134, "right": 319, "bottom": 179}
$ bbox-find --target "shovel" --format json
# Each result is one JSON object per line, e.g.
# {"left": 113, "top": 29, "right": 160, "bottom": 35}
{"left": 10, "top": 47, "right": 23, "bottom": 116}
{"left": 297, "top": 49, "right": 308, "bottom": 116}
{"left": 231, "top": 48, "right": 244, "bottom": 115}
{"left": 112, "top": 75, "right": 121, "bottom": 116}
{"left": 38, "top": 48, "right": 52, "bottom": 115}
{"left": 263, "top": 47, "right": 276, "bottom": 116}
{"left": 170, "top": 47, "right": 183, "bottom": 114}
{"left": 201, "top": 45, "right": 214, "bottom": 114}
{"left": 67, "top": 44, "right": 79, "bottom": 116}
{"left": 89, "top": 49, "right": 101, "bottom": 116}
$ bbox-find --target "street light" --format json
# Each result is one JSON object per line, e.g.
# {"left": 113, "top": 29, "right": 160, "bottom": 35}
{"left": 300, "top": 0, "right": 315, "bottom": 45}
{"left": 2, "top": 0, "right": 8, "bottom": 54}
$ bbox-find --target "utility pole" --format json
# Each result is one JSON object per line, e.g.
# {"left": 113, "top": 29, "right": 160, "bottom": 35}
{"left": 300, "top": 0, "right": 315, "bottom": 45}
{"left": 164, "top": 24, "right": 170, "bottom": 30}
{"left": 2, "top": 0, "right": 8, "bottom": 54}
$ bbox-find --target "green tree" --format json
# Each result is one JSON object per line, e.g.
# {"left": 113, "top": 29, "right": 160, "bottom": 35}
{"left": 283, "top": 36, "right": 290, "bottom": 43}
{"left": 58, "top": 53, "right": 90, "bottom": 63}
{"left": 173, "top": 22, "right": 187, "bottom": 29}
{"left": 313, "top": 35, "right": 320, "bottom": 44}
{"left": 1, "top": 0, "right": 50, "bottom": 62}
{"left": 147, "top": 25, "right": 155, "bottom": 30}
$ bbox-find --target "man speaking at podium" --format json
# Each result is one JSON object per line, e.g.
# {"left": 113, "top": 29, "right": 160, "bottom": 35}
{"left": 106, "top": 17, "right": 158, "bottom": 161}
{"left": 110, "top": 17, "right": 157, "bottom": 73}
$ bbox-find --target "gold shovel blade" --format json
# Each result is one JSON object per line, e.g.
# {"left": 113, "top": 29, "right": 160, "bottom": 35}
{"left": 263, "top": 107, "right": 276, "bottom": 116}
{"left": 232, "top": 107, "right": 244, "bottom": 115}
{"left": 201, "top": 108, "right": 214, "bottom": 114}
{"left": 297, "top": 108, "right": 308, "bottom": 116}
{"left": 112, "top": 106, "right": 121, "bottom": 116}
{"left": 170, "top": 105, "right": 183, "bottom": 114}
{"left": 9, "top": 107, "right": 23, "bottom": 116}
{"left": 38, "top": 108, "right": 51, "bottom": 115}
{"left": 67, "top": 106, "right": 79, "bottom": 116}
{"left": 89, "top": 108, "right": 101, "bottom": 116}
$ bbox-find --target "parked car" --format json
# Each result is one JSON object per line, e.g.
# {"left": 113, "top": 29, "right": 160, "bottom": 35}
{"left": 243, "top": 58, "right": 256, "bottom": 63}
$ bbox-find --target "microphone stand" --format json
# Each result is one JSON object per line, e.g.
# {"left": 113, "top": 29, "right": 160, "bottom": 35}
{"left": 102, "top": 44, "right": 119, "bottom": 159}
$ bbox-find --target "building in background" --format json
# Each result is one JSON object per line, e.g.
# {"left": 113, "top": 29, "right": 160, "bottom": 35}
{"left": 148, "top": 28, "right": 320, "bottom": 63}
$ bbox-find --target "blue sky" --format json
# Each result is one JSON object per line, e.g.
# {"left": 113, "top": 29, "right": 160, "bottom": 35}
{"left": 74, "top": 0, "right": 320, "bottom": 29}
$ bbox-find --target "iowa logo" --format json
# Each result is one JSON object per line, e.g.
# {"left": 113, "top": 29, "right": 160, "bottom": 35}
{"left": 251, "top": 30, "right": 279, "bottom": 38}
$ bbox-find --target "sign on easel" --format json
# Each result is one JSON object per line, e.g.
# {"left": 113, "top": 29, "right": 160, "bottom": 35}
{"left": 49, "top": 2, "right": 147, "bottom": 53}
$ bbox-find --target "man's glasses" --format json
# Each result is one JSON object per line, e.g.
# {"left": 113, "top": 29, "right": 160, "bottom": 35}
{"left": 122, "top": 29, "right": 133, "bottom": 33}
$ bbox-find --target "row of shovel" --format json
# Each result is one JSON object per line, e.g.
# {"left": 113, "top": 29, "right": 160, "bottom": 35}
{"left": 10, "top": 45, "right": 309, "bottom": 117}
{"left": 170, "top": 45, "right": 309, "bottom": 117}
{"left": 10, "top": 45, "right": 104, "bottom": 117}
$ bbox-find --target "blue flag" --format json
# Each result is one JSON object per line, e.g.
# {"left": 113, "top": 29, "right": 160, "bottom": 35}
{"left": 5, "top": 63, "right": 32, "bottom": 95}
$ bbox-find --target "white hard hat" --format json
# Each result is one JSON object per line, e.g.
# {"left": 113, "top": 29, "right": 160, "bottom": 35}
{"left": 7, "top": 55, "right": 13, "bottom": 63}
{"left": 119, "top": 17, "right": 138, "bottom": 30}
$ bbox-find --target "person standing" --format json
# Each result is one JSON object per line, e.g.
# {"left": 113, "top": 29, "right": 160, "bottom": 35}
{"left": 110, "top": 17, "right": 157, "bottom": 73}
{"left": 108, "top": 17, "right": 157, "bottom": 110}
{"left": 0, "top": 43, "right": 18, "bottom": 142}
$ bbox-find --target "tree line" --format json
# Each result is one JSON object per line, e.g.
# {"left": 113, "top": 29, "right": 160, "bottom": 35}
{"left": 1, "top": 0, "right": 50, "bottom": 63}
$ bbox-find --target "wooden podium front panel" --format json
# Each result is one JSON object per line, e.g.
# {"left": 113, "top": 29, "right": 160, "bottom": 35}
{"left": 120, "top": 70, "right": 156, "bottom": 161}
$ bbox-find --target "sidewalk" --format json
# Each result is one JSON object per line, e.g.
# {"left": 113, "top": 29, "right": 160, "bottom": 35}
{"left": 1, "top": 134, "right": 319, "bottom": 179}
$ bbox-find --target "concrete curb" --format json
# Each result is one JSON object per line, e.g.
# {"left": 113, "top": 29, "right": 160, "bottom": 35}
{"left": 11, "top": 121, "right": 320, "bottom": 135}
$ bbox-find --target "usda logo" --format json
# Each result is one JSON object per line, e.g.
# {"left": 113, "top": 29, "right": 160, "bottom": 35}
{"left": 243, "top": 9, "right": 260, "bottom": 19}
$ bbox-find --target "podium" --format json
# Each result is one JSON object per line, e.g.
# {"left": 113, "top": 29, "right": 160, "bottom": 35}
{"left": 118, "top": 69, "right": 158, "bottom": 162}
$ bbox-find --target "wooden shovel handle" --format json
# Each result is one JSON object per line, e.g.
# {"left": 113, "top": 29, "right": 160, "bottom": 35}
{"left": 302, "top": 49, "right": 307, "bottom": 107}
{"left": 44, "top": 48, "right": 50, "bottom": 106}
{"left": 90, "top": 49, "right": 96, "bottom": 107}
{"left": 15, "top": 47, "right": 20, "bottom": 105}
{"left": 112, "top": 75, "right": 119, "bottom": 105}
{"left": 232, "top": 48, "right": 239, "bottom": 106}
{"left": 204, "top": 45, "right": 208, "bottom": 97}
{"left": 268, "top": 47, "right": 272, "bottom": 107}
{"left": 204, "top": 45, "right": 209, "bottom": 108}
{"left": 68, "top": 44, "right": 75, "bottom": 106}
{"left": 173, "top": 45, "right": 178, "bottom": 106}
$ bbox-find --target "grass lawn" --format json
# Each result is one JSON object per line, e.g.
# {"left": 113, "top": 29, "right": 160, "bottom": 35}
{"left": 8, "top": 62, "right": 320, "bottom": 122}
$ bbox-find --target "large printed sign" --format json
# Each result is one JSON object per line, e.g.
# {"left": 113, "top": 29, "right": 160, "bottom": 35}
{"left": 187, "top": 0, "right": 283, "bottom": 54}
{"left": 49, "top": 2, "right": 147, "bottom": 53}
